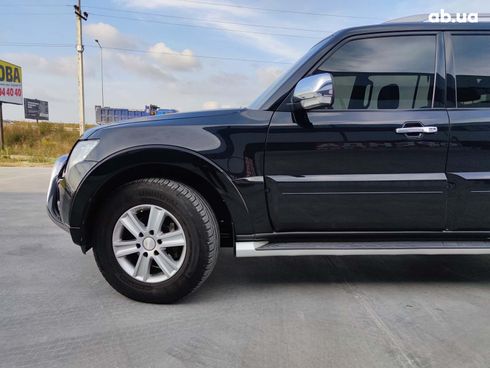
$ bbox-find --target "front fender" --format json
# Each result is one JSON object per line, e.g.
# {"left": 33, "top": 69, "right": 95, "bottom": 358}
{"left": 67, "top": 145, "right": 253, "bottom": 246}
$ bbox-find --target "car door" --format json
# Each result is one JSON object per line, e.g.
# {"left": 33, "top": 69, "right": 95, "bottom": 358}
{"left": 445, "top": 32, "right": 490, "bottom": 230}
{"left": 264, "top": 33, "right": 450, "bottom": 232}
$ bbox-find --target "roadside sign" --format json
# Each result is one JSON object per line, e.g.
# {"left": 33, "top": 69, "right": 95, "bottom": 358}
{"left": 0, "top": 59, "right": 23, "bottom": 105}
{"left": 0, "top": 59, "right": 23, "bottom": 149}
{"left": 24, "top": 98, "right": 49, "bottom": 121}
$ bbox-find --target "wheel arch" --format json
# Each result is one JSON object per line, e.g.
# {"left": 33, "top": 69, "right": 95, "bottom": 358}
{"left": 70, "top": 146, "right": 251, "bottom": 252}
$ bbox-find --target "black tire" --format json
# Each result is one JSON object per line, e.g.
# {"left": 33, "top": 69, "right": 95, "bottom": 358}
{"left": 93, "top": 178, "right": 219, "bottom": 303}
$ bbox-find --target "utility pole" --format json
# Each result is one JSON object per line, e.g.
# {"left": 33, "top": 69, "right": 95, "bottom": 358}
{"left": 95, "top": 39, "right": 104, "bottom": 107}
{"left": 74, "top": 1, "right": 88, "bottom": 135}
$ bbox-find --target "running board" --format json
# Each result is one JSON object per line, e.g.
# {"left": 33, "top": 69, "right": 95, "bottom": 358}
{"left": 235, "top": 241, "right": 490, "bottom": 257}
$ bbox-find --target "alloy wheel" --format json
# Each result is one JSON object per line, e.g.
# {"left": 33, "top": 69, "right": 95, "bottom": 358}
{"left": 112, "top": 204, "right": 187, "bottom": 283}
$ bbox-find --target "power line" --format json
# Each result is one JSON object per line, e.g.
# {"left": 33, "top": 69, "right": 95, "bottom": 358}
{"left": 147, "top": 0, "right": 384, "bottom": 20}
{"left": 0, "top": 42, "right": 293, "bottom": 65}
{"left": 0, "top": 3, "right": 70, "bottom": 7}
{"left": 2, "top": 6, "right": 333, "bottom": 37}
{"left": 85, "top": 6, "right": 332, "bottom": 33}
{"left": 0, "top": 1, "right": 382, "bottom": 20}
{"left": 0, "top": 42, "right": 73, "bottom": 47}
{"left": 95, "top": 45, "right": 293, "bottom": 65}
{"left": 0, "top": 12, "right": 70, "bottom": 15}
{"left": 90, "top": 13, "right": 323, "bottom": 39}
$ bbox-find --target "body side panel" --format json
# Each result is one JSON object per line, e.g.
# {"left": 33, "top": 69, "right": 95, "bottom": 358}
{"left": 67, "top": 109, "right": 274, "bottom": 244}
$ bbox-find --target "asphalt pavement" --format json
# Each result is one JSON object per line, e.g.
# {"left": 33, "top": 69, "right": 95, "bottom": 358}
{"left": 1, "top": 167, "right": 490, "bottom": 368}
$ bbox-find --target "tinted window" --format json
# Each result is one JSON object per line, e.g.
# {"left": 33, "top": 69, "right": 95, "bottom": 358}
{"left": 317, "top": 36, "right": 436, "bottom": 110}
{"left": 453, "top": 35, "right": 490, "bottom": 108}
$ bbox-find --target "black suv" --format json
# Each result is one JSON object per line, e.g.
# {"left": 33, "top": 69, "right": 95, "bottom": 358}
{"left": 48, "top": 21, "right": 490, "bottom": 303}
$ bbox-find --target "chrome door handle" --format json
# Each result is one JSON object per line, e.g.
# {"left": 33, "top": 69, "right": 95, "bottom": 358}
{"left": 395, "top": 126, "right": 438, "bottom": 134}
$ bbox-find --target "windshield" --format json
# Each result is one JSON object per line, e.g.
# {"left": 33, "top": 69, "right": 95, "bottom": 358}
{"left": 248, "top": 38, "right": 331, "bottom": 110}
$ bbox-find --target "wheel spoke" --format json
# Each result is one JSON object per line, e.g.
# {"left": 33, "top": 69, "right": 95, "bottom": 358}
{"left": 120, "top": 211, "right": 145, "bottom": 238}
{"left": 133, "top": 253, "right": 151, "bottom": 281}
{"left": 153, "top": 252, "right": 178, "bottom": 276}
{"left": 113, "top": 204, "right": 187, "bottom": 283}
{"left": 113, "top": 241, "right": 140, "bottom": 258}
{"left": 147, "top": 206, "right": 165, "bottom": 233}
{"left": 158, "top": 230, "right": 185, "bottom": 248}
{"left": 114, "top": 240, "right": 138, "bottom": 247}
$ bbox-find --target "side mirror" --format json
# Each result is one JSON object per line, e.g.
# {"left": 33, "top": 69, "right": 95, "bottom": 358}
{"left": 293, "top": 73, "right": 334, "bottom": 110}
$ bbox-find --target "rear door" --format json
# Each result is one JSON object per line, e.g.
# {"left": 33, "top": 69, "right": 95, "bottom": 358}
{"left": 446, "top": 32, "right": 490, "bottom": 230}
{"left": 265, "top": 33, "right": 450, "bottom": 232}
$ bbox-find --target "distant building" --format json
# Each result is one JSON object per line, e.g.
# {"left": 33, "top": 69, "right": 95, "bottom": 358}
{"left": 95, "top": 105, "right": 178, "bottom": 124}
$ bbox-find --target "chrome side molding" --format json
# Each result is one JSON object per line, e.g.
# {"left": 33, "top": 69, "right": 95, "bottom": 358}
{"left": 235, "top": 241, "right": 490, "bottom": 257}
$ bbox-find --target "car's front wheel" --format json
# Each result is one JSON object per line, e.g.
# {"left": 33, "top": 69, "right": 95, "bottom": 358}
{"left": 93, "top": 178, "right": 219, "bottom": 303}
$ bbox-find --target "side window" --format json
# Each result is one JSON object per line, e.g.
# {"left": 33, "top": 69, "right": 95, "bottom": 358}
{"left": 453, "top": 35, "right": 490, "bottom": 108}
{"left": 317, "top": 36, "right": 436, "bottom": 110}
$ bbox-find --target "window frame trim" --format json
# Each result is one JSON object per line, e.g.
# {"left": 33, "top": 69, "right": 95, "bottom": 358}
{"left": 297, "top": 31, "right": 444, "bottom": 113}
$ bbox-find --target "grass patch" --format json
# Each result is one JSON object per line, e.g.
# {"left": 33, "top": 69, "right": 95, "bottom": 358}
{"left": 0, "top": 121, "right": 93, "bottom": 166}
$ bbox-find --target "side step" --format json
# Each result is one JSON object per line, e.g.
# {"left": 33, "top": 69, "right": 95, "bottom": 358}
{"left": 236, "top": 241, "right": 490, "bottom": 257}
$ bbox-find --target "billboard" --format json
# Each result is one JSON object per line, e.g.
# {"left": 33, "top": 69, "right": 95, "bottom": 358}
{"left": 24, "top": 98, "right": 49, "bottom": 121}
{"left": 0, "top": 59, "right": 22, "bottom": 105}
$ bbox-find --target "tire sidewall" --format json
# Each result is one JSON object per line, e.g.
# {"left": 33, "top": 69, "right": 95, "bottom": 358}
{"left": 94, "top": 180, "right": 214, "bottom": 303}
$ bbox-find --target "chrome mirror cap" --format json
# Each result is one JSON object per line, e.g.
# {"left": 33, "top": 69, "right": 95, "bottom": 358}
{"left": 293, "top": 73, "right": 334, "bottom": 110}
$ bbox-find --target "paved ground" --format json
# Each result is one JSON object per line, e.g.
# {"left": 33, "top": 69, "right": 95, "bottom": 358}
{"left": 1, "top": 167, "right": 490, "bottom": 368}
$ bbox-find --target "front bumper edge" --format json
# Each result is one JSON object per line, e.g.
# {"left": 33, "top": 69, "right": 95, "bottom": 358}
{"left": 46, "top": 154, "right": 69, "bottom": 232}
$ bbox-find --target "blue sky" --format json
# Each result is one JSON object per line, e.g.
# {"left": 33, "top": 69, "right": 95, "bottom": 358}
{"left": 1, "top": 0, "right": 490, "bottom": 122}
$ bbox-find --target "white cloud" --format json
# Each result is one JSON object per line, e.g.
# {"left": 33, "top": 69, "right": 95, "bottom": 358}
{"left": 201, "top": 101, "right": 234, "bottom": 109}
{"left": 148, "top": 42, "right": 200, "bottom": 71}
{"left": 118, "top": 0, "right": 253, "bottom": 16}
{"left": 85, "top": 23, "right": 200, "bottom": 73}
{"left": 117, "top": 0, "right": 304, "bottom": 61}
{"left": 111, "top": 52, "right": 176, "bottom": 81}
{"left": 85, "top": 22, "right": 137, "bottom": 49}
{"left": 256, "top": 66, "right": 285, "bottom": 88}
{"left": 1, "top": 53, "right": 95, "bottom": 78}
{"left": 0, "top": 14, "right": 301, "bottom": 122}
{"left": 202, "top": 101, "right": 220, "bottom": 109}
{"left": 204, "top": 18, "right": 305, "bottom": 61}
{"left": 208, "top": 72, "right": 249, "bottom": 86}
